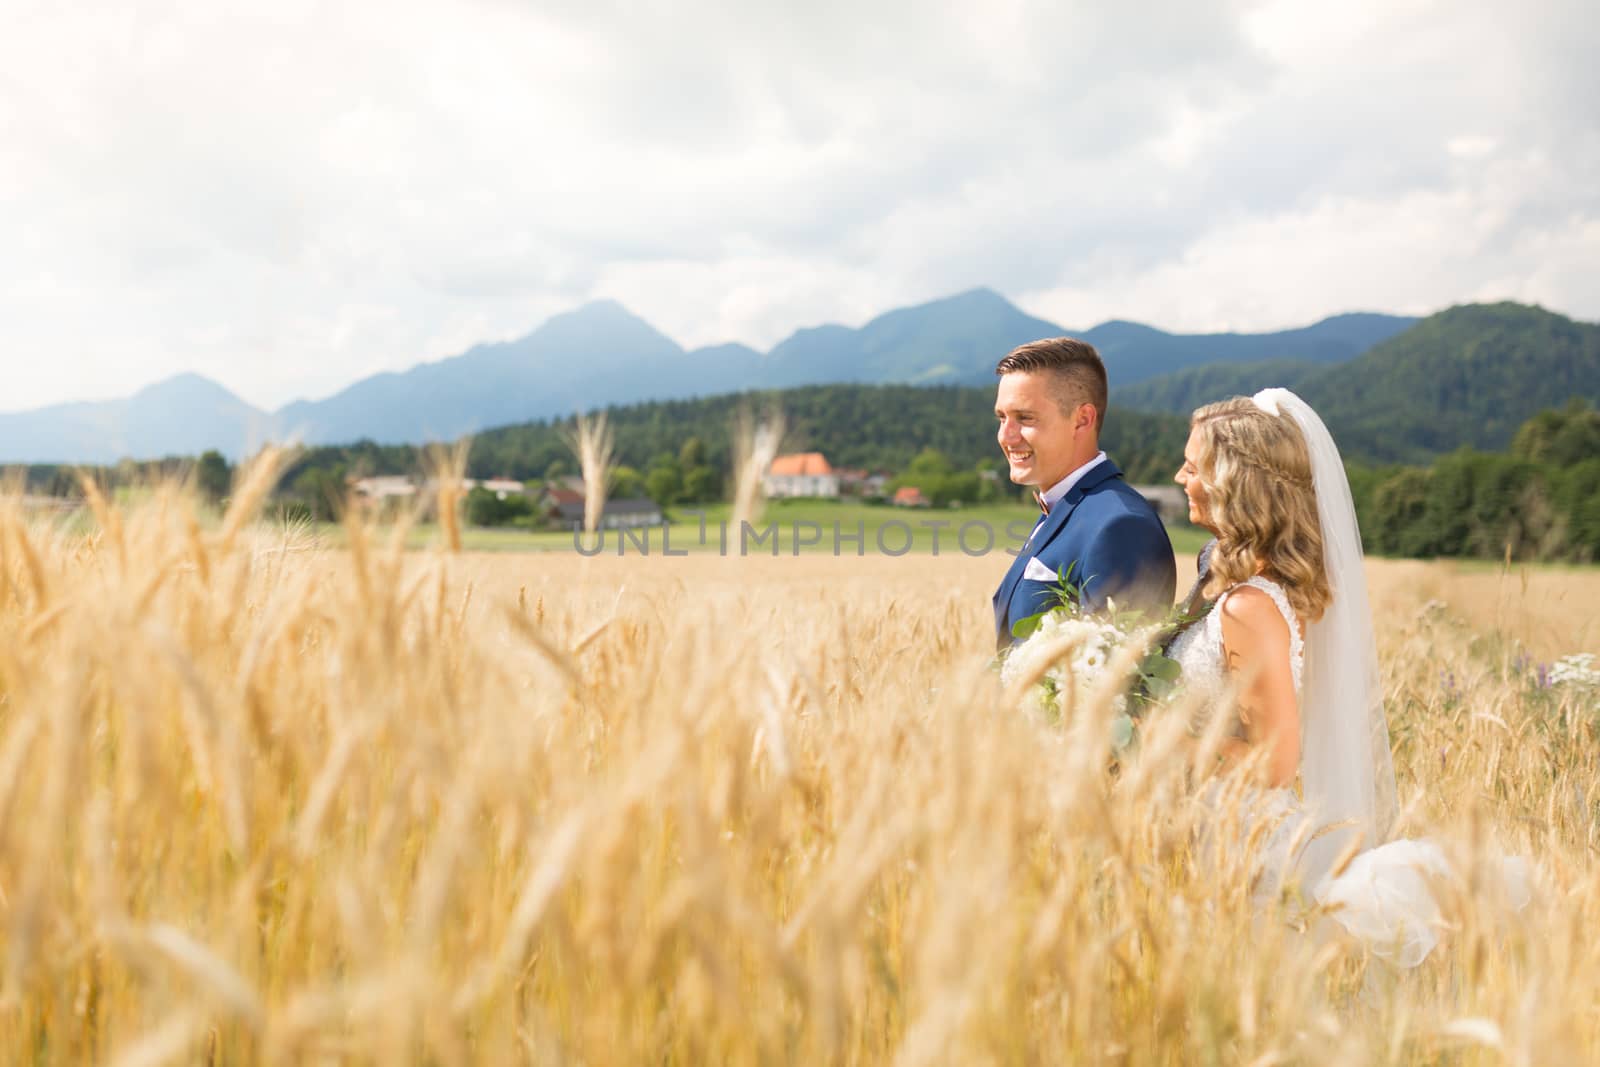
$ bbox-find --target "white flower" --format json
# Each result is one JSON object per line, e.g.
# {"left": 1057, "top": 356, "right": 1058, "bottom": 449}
{"left": 1550, "top": 653, "right": 1600, "bottom": 689}
{"left": 1001, "top": 606, "right": 1136, "bottom": 721}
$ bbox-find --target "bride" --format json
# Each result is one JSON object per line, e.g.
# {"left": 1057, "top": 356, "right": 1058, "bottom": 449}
{"left": 1165, "top": 388, "right": 1528, "bottom": 967}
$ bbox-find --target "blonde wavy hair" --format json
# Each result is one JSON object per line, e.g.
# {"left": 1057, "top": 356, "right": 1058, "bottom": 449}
{"left": 1190, "top": 397, "right": 1330, "bottom": 623}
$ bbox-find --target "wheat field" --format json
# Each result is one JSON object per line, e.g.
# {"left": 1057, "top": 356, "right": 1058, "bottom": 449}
{"left": 1, "top": 468, "right": 1597, "bottom": 1065}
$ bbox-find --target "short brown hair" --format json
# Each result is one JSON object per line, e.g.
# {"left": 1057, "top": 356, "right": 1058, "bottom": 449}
{"left": 995, "top": 337, "right": 1108, "bottom": 432}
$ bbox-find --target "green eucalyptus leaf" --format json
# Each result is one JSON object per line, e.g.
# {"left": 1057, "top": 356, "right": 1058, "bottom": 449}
{"left": 1110, "top": 714, "right": 1136, "bottom": 751}
{"left": 1011, "top": 611, "right": 1046, "bottom": 639}
{"left": 1144, "top": 676, "right": 1178, "bottom": 700}
{"left": 1146, "top": 656, "right": 1182, "bottom": 681}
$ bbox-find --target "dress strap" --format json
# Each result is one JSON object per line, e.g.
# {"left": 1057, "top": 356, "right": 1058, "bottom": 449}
{"left": 1217, "top": 576, "right": 1304, "bottom": 693}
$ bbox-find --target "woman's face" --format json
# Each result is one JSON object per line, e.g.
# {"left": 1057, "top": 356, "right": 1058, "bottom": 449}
{"left": 1175, "top": 426, "right": 1214, "bottom": 530}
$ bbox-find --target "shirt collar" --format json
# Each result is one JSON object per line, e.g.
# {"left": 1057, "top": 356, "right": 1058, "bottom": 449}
{"left": 1038, "top": 451, "right": 1108, "bottom": 510}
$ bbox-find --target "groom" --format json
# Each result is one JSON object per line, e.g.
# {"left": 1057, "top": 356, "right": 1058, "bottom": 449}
{"left": 991, "top": 338, "right": 1176, "bottom": 648}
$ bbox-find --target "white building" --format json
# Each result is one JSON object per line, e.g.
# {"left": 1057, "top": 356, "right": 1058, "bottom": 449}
{"left": 469, "top": 477, "right": 526, "bottom": 500}
{"left": 351, "top": 475, "right": 418, "bottom": 502}
{"left": 763, "top": 452, "right": 841, "bottom": 498}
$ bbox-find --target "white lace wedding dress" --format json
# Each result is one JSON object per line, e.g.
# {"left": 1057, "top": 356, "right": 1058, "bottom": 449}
{"left": 1167, "top": 575, "right": 1531, "bottom": 967}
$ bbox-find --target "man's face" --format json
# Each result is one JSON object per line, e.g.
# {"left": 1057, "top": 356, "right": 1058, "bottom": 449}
{"left": 994, "top": 371, "right": 1089, "bottom": 488}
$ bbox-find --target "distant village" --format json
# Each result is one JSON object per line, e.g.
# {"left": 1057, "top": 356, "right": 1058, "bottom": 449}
{"left": 348, "top": 451, "right": 1187, "bottom": 531}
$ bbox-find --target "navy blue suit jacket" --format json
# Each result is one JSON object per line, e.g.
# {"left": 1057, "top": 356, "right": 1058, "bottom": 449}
{"left": 992, "top": 458, "right": 1177, "bottom": 648}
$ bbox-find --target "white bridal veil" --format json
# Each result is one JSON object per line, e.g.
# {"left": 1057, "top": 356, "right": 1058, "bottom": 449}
{"left": 1251, "top": 388, "right": 1399, "bottom": 884}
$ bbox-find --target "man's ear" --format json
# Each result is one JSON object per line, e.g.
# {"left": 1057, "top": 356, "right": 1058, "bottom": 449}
{"left": 1075, "top": 403, "right": 1098, "bottom": 434}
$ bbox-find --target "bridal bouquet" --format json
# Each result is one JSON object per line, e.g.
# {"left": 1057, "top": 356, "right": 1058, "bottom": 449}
{"left": 999, "top": 564, "right": 1181, "bottom": 751}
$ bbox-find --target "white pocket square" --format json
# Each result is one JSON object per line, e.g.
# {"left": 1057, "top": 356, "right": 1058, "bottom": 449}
{"left": 1023, "top": 557, "right": 1058, "bottom": 583}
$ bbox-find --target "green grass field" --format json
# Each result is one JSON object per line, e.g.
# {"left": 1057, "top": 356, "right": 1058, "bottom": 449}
{"left": 318, "top": 497, "right": 1213, "bottom": 558}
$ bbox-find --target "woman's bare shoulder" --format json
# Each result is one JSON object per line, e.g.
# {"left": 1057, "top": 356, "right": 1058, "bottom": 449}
{"left": 1218, "top": 585, "right": 1291, "bottom": 645}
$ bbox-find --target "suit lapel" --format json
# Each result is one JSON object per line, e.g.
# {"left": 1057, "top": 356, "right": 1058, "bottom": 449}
{"left": 992, "top": 515, "right": 1041, "bottom": 635}
{"left": 993, "top": 459, "right": 1126, "bottom": 634}
{"left": 1026, "top": 459, "right": 1124, "bottom": 560}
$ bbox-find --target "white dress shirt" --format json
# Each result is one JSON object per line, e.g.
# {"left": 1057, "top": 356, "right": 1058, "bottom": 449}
{"left": 1038, "top": 451, "right": 1107, "bottom": 512}
{"left": 1026, "top": 451, "right": 1108, "bottom": 546}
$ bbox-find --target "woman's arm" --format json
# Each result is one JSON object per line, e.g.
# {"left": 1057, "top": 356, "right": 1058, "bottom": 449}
{"left": 1217, "top": 587, "right": 1301, "bottom": 787}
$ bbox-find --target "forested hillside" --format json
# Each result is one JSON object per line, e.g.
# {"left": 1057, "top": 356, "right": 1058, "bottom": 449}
{"left": 1112, "top": 358, "right": 1323, "bottom": 415}
{"left": 13, "top": 383, "right": 1188, "bottom": 512}
{"left": 467, "top": 383, "right": 1189, "bottom": 484}
{"left": 1117, "top": 303, "right": 1600, "bottom": 463}
{"left": 1305, "top": 303, "right": 1600, "bottom": 462}
{"left": 23, "top": 382, "right": 1599, "bottom": 564}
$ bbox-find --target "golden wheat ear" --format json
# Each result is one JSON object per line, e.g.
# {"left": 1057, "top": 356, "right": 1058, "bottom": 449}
{"left": 422, "top": 437, "right": 472, "bottom": 553}
{"left": 214, "top": 445, "right": 294, "bottom": 555}
{"left": 730, "top": 404, "right": 785, "bottom": 534}
{"left": 560, "top": 412, "right": 615, "bottom": 535}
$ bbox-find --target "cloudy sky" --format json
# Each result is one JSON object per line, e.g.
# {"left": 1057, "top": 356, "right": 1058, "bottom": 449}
{"left": 4, "top": 0, "right": 1596, "bottom": 412}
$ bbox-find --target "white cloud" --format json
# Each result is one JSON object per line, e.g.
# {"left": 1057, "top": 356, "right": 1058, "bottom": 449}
{"left": 0, "top": 0, "right": 1594, "bottom": 411}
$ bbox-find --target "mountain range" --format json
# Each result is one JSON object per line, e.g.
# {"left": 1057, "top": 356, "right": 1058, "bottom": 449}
{"left": 0, "top": 289, "right": 1418, "bottom": 464}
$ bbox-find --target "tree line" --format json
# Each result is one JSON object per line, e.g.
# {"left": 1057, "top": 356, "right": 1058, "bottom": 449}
{"left": 257, "top": 383, "right": 1187, "bottom": 519}
{"left": 12, "top": 387, "right": 1598, "bottom": 563}
{"left": 1348, "top": 399, "right": 1600, "bottom": 562}
{"left": 460, "top": 383, "right": 1190, "bottom": 486}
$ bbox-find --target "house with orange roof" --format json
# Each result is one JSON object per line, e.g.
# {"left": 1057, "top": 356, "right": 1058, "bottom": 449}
{"left": 763, "top": 452, "right": 841, "bottom": 498}
{"left": 892, "top": 486, "right": 930, "bottom": 508}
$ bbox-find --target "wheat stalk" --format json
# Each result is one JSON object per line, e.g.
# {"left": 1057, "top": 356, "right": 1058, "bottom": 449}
{"left": 559, "top": 411, "right": 615, "bottom": 536}
{"left": 730, "top": 404, "right": 785, "bottom": 533}
{"left": 424, "top": 438, "right": 471, "bottom": 553}
{"left": 0, "top": 475, "right": 1587, "bottom": 1064}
